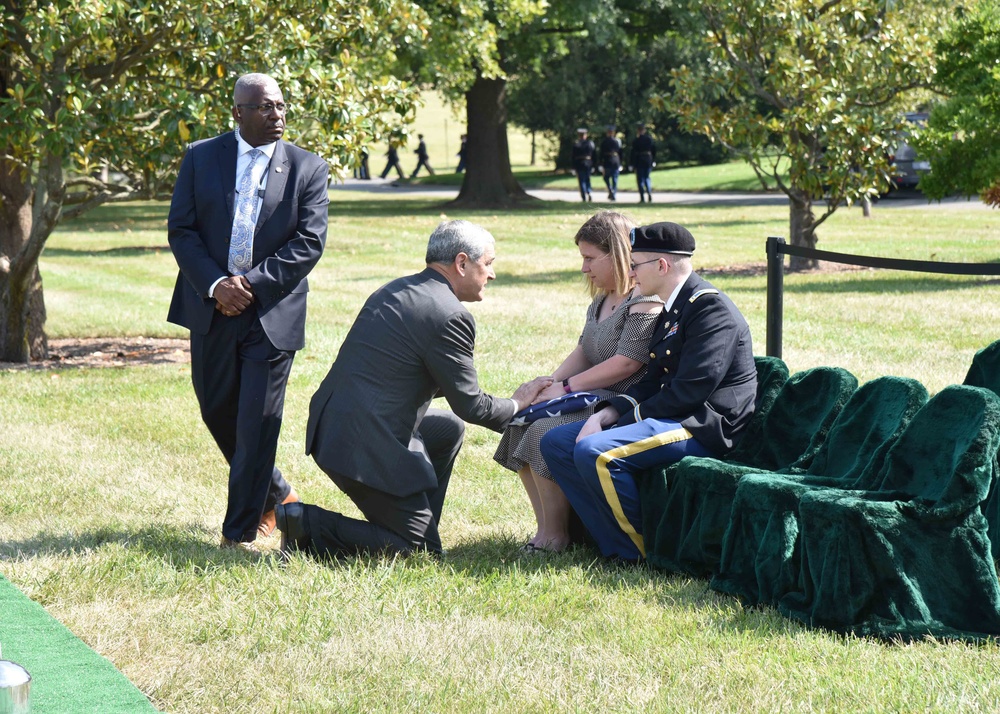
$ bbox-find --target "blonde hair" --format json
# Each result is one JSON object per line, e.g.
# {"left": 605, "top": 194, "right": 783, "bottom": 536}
{"left": 574, "top": 211, "right": 635, "bottom": 297}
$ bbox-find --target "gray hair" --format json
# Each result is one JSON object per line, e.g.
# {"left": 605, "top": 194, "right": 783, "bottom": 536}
{"left": 425, "top": 220, "right": 495, "bottom": 264}
{"left": 233, "top": 73, "right": 279, "bottom": 103}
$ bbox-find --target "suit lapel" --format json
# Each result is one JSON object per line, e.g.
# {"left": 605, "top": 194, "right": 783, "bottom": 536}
{"left": 218, "top": 133, "right": 238, "bottom": 224}
{"left": 256, "top": 140, "right": 289, "bottom": 233}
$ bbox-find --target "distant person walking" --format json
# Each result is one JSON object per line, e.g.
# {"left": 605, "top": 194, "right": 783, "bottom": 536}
{"left": 411, "top": 134, "right": 435, "bottom": 178}
{"left": 456, "top": 134, "right": 468, "bottom": 174}
{"left": 354, "top": 148, "right": 370, "bottom": 180}
{"left": 630, "top": 123, "right": 656, "bottom": 203}
{"left": 599, "top": 125, "right": 623, "bottom": 201}
{"left": 380, "top": 142, "right": 405, "bottom": 180}
{"left": 572, "top": 127, "right": 596, "bottom": 202}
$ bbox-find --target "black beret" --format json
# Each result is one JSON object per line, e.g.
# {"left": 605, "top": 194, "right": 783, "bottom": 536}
{"left": 629, "top": 222, "right": 696, "bottom": 255}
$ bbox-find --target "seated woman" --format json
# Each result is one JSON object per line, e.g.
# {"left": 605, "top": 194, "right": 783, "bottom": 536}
{"left": 493, "top": 211, "right": 662, "bottom": 552}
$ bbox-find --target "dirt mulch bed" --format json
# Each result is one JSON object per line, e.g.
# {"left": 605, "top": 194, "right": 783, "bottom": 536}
{"left": 0, "top": 337, "right": 189, "bottom": 371}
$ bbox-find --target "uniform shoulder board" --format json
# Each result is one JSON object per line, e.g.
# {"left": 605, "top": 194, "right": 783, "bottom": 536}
{"left": 689, "top": 288, "right": 720, "bottom": 303}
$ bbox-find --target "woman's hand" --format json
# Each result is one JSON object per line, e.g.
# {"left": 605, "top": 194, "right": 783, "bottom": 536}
{"left": 532, "top": 381, "right": 567, "bottom": 404}
{"left": 511, "top": 376, "right": 554, "bottom": 411}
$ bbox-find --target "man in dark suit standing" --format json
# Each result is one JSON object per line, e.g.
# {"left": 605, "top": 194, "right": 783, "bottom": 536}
{"left": 168, "top": 73, "right": 329, "bottom": 552}
{"left": 277, "top": 220, "right": 550, "bottom": 558}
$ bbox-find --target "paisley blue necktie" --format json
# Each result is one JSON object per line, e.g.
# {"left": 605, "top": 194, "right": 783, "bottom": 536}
{"left": 228, "top": 148, "right": 263, "bottom": 276}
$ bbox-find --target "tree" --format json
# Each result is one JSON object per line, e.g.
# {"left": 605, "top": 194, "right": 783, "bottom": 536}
{"left": 671, "top": 0, "right": 944, "bottom": 269}
{"left": 912, "top": 1, "right": 1000, "bottom": 205}
{"left": 507, "top": 17, "right": 727, "bottom": 171}
{"left": 410, "top": 0, "right": 610, "bottom": 207}
{"left": 0, "top": 0, "right": 423, "bottom": 362}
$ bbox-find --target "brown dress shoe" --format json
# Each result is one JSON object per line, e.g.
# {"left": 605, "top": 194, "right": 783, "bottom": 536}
{"left": 257, "top": 489, "right": 300, "bottom": 538}
{"left": 220, "top": 536, "right": 261, "bottom": 554}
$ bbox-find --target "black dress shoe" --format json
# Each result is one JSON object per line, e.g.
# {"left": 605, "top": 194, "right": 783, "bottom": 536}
{"left": 275, "top": 502, "right": 310, "bottom": 555}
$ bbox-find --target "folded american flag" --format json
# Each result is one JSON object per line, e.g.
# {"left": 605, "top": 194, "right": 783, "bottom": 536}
{"left": 509, "top": 392, "right": 600, "bottom": 426}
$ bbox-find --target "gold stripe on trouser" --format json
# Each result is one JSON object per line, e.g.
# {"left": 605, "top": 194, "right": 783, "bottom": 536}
{"left": 594, "top": 426, "right": 695, "bottom": 557}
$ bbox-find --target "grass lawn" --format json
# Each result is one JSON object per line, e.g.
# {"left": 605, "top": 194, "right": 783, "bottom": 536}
{"left": 414, "top": 160, "right": 780, "bottom": 193}
{"left": 3, "top": 195, "right": 1000, "bottom": 712}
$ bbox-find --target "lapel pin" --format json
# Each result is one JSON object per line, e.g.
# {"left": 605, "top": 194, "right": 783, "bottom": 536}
{"left": 275, "top": 167, "right": 283, "bottom": 173}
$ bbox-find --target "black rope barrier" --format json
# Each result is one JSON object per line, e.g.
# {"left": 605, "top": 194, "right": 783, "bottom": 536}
{"left": 765, "top": 236, "right": 1000, "bottom": 358}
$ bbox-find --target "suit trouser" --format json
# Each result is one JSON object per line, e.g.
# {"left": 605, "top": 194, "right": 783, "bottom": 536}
{"left": 411, "top": 157, "right": 434, "bottom": 177}
{"left": 381, "top": 160, "right": 404, "bottom": 179}
{"left": 305, "top": 409, "right": 465, "bottom": 557}
{"left": 540, "top": 418, "right": 712, "bottom": 561}
{"left": 190, "top": 306, "right": 294, "bottom": 542}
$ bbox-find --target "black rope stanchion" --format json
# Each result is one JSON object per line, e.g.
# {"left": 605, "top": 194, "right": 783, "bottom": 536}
{"left": 763, "top": 238, "right": 1000, "bottom": 359}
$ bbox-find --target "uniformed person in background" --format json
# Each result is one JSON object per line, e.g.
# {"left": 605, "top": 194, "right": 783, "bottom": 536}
{"left": 411, "top": 134, "right": 435, "bottom": 178}
{"left": 572, "top": 127, "right": 596, "bottom": 202}
{"left": 540, "top": 222, "right": 757, "bottom": 562}
{"left": 380, "top": 141, "right": 405, "bottom": 180}
{"left": 599, "top": 125, "right": 623, "bottom": 201}
{"left": 630, "top": 123, "right": 656, "bottom": 203}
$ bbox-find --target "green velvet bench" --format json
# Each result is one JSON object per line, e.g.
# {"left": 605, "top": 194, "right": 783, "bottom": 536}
{"left": 711, "top": 376, "right": 928, "bottom": 607}
{"left": 641, "top": 365, "right": 857, "bottom": 577}
{"left": 779, "top": 384, "right": 1000, "bottom": 641}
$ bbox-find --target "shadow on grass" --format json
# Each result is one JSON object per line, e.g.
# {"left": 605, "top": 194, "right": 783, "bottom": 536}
{"left": 42, "top": 245, "right": 170, "bottom": 258}
{"left": 329, "top": 197, "right": 599, "bottom": 218}
{"left": 783, "top": 275, "right": 1000, "bottom": 295}
{"left": 0, "top": 523, "right": 286, "bottom": 569}
{"left": 60, "top": 203, "right": 169, "bottom": 232}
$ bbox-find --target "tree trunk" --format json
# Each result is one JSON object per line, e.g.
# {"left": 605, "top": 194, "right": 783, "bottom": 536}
{"left": 0, "top": 157, "right": 48, "bottom": 363}
{"left": 450, "top": 75, "right": 536, "bottom": 208}
{"left": 788, "top": 189, "right": 819, "bottom": 271}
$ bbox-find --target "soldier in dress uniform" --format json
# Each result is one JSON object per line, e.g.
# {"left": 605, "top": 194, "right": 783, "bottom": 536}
{"left": 630, "top": 123, "right": 656, "bottom": 203}
{"left": 599, "top": 125, "right": 623, "bottom": 201}
{"left": 540, "top": 222, "right": 757, "bottom": 562}
{"left": 572, "top": 127, "right": 596, "bottom": 202}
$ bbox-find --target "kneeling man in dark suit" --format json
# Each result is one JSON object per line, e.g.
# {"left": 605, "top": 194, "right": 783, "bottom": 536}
{"left": 277, "top": 220, "right": 551, "bottom": 558}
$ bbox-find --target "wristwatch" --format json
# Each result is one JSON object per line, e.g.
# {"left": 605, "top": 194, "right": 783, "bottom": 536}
{"left": 562, "top": 379, "right": 572, "bottom": 394}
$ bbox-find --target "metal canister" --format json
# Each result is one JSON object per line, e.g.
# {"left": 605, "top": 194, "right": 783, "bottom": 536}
{"left": 0, "top": 659, "right": 31, "bottom": 714}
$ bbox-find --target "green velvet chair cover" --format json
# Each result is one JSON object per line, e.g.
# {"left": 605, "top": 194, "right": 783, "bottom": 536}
{"left": 711, "top": 376, "right": 929, "bottom": 607}
{"left": 644, "top": 366, "right": 858, "bottom": 577}
{"left": 779, "top": 385, "right": 1000, "bottom": 641}
{"left": 962, "top": 338, "right": 1000, "bottom": 559}
{"left": 638, "top": 355, "right": 789, "bottom": 568}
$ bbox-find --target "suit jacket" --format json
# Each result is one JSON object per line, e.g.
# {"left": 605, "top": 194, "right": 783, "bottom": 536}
{"left": 605, "top": 272, "right": 757, "bottom": 454}
{"left": 305, "top": 269, "right": 517, "bottom": 497}
{"left": 167, "top": 132, "right": 329, "bottom": 351}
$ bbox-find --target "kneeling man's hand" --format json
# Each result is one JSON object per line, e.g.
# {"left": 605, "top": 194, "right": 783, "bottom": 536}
{"left": 576, "top": 407, "right": 619, "bottom": 442}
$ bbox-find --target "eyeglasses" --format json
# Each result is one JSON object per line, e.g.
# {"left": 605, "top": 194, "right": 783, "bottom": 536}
{"left": 629, "top": 257, "right": 661, "bottom": 271}
{"left": 237, "top": 103, "right": 289, "bottom": 115}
